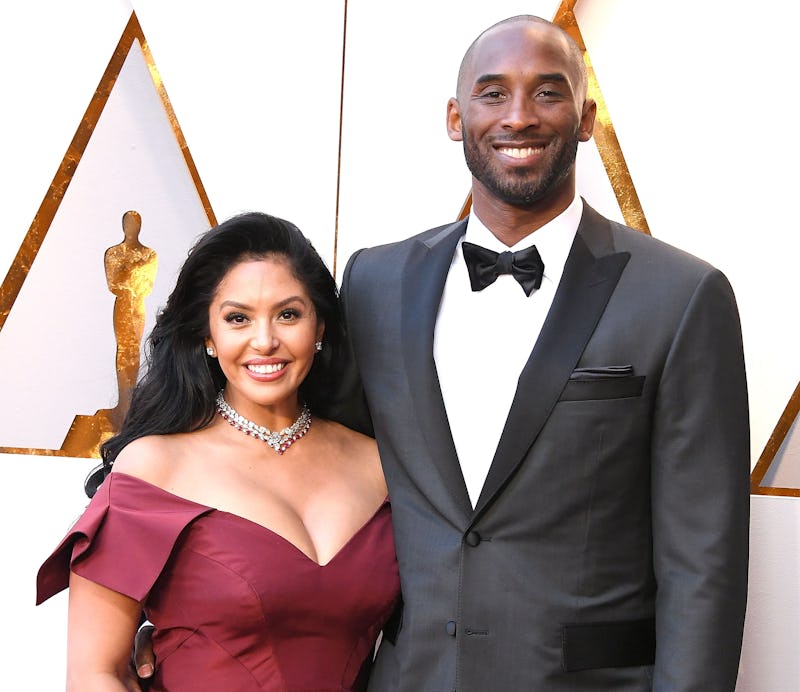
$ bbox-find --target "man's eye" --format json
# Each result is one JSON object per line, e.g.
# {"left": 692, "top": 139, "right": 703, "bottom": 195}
{"left": 536, "top": 89, "right": 562, "bottom": 100}
{"left": 480, "top": 90, "right": 505, "bottom": 100}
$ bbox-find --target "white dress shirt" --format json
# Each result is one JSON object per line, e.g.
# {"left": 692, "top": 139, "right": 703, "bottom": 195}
{"left": 433, "top": 196, "right": 583, "bottom": 507}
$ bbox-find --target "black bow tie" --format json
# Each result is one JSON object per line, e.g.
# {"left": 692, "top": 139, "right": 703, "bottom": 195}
{"left": 461, "top": 241, "right": 545, "bottom": 296}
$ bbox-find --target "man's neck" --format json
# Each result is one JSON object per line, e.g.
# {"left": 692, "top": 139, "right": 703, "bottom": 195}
{"left": 471, "top": 186, "right": 576, "bottom": 247}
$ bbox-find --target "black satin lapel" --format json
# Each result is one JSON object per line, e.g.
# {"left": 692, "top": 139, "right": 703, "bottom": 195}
{"left": 401, "top": 223, "right": 473, "bottom": 519}
{"left": 473, "top": 230, "right": 631, "bottom": 518}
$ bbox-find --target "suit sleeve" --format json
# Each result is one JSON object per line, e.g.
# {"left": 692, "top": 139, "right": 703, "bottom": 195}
{"left": 650, "top": 268, "right": 749, "bottom": 691}
{"left": 328, "top": 249, "right": 373, "bottom": 437}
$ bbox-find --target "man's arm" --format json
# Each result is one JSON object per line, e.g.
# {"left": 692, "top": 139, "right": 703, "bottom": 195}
{"left": 650, "top": 268, "right": 750, "bottom": 691}
{"left": 330, "top": 249, "right": 372, "bottom": 436}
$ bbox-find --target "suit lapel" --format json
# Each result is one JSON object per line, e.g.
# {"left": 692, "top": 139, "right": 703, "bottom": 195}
{"left": 400, "top": 220, "right": 474, "bottom": 520}
{"left": 474, "top": 204, "right": 631, "bottom": 517}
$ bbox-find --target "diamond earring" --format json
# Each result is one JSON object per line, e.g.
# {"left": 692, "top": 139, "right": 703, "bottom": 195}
{"left": 206, "top": 346, "right": 215, "bottom": 357}
{"left": 315, "top": 341, "right": 323, "bottom": 352}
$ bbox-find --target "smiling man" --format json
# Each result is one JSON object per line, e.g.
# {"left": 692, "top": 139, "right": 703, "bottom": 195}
{"left": 450, "top": 17, "right": 593, "bottom": 235}
{"left": 341, "top": 14, "right": 750, "bottom": 691}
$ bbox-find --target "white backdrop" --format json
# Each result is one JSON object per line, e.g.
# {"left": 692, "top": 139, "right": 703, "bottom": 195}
{"left": 1, "top": 1, "right": 797, "bottom": 689}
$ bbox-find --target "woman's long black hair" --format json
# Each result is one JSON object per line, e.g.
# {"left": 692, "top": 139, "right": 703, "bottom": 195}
{"left": 86, "top": 212, "right": 343, "bottom": 496}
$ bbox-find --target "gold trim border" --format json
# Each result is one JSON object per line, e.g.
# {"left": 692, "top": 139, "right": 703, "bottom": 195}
{"left": 555, "top": 2, "right": 649, "bottom": 234}
{"left": 750, "top": 381, "right": 800, "bottom": 497}
{"left": 332, "top": 0, "right": 349, "bottom": 278}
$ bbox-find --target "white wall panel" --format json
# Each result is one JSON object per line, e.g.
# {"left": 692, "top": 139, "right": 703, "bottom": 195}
{"left": 131, "top": 0, "right": 347, "bottom": 265}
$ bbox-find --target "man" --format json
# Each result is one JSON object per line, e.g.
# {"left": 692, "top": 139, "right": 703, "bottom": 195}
{"left": 135, "top": 14, "right": 749, "bottom": 691}
{"left": 341, "top": 14, "right": 749, "bottom": 691}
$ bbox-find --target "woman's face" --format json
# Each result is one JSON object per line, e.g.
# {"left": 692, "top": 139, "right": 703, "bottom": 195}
{"left": 205, "top": 257, "right": 323, "bottom": 424}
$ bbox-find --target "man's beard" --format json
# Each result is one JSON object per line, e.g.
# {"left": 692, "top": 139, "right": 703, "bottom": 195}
{"left": 462, "top": 130, "right": 579, "bottom": 208}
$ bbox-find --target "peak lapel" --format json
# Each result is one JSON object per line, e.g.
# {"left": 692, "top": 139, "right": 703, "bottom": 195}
{"left": 473, "top": 205, "right": 631, "bottom": 517}
{"left": 400, "top": 220, "right": 474, "bottom": 520}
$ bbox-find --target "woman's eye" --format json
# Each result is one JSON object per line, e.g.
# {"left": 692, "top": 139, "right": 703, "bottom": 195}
{"left": 278, "top": 309, "right": 300, "bottom": 321}
{"left": 224, "top": 312, "right": 248, "bottom": 325}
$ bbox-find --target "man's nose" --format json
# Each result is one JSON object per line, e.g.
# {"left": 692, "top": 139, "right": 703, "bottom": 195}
{"left": 502, "top": 94, "right": 540, "bottom": 130}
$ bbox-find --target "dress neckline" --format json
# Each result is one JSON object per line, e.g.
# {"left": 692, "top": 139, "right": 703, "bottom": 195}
{"left": 107, "top": 471, "right": 390, "bottom": 567}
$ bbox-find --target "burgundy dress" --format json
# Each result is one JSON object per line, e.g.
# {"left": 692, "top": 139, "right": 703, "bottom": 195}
{"left": 37, "top": 472, "right": 400, "bottom": 691}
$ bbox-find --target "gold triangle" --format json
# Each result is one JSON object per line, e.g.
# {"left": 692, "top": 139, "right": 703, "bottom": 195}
{"left": 0, "top": 12, "right": 214, "bottom": 458}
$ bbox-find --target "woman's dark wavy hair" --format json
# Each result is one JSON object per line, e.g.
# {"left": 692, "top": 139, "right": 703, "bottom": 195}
{"left": 88, "top": 212, "right": 343, "bottom": 494}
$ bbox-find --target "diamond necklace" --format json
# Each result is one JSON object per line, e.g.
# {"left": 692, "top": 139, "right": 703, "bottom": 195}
{"left": 215, "top": 391, "right": 311, "bottom": 455}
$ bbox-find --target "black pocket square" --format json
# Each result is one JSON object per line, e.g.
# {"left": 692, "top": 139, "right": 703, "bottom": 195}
{"left": 560, "top": 366, "right": 644, "bottom": 401}
{"left": 569, "top": 365, "right": 634, "bottom": 380}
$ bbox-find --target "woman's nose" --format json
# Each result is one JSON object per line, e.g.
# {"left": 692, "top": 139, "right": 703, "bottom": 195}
{"left": 251, "top": 322, "right": 278, "bottom": 351}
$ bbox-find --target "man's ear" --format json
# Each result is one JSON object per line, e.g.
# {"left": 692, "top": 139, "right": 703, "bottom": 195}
{"left": 578, "top": 98, "right": 597, "bottom": 143}
{"left": 446, "top": 97, "right": 463, "bottom": 142}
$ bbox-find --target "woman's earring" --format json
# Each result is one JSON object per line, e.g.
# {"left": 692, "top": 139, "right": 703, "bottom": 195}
{"left": 206, "top": 346, "right": 215, "bottom": 357}
{"left": 315, "top": 341, "right": 323, "bottom": 352}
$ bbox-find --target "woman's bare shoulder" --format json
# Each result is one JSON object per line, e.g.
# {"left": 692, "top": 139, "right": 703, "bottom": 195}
{"left": 323, "top": 420, "right": 378, "bottom": 457}
{"left": 110, "top": 434, "right": 182, "bottom": 487}
{"left": 319, "top": 420, "right": 385, "bottom": 492}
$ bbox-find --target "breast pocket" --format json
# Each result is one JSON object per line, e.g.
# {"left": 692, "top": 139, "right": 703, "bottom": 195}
{"left": 559, "top": 365, "right": 645, "bottom": 401}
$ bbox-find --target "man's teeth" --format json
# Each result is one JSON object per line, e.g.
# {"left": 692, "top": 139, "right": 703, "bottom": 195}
{"left": 248, "top": 363, "right": 285, "bottom": 374}
{"left": 499, "top": 146, "right": 543, "bottom": 158}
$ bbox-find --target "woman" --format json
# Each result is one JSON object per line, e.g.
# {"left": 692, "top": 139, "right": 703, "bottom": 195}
{"left": 37, "top": 212, "right": 400, "bottom": 691}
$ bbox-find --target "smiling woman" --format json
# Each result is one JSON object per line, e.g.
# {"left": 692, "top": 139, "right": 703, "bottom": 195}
{"left": 205, "top": 256, "right": 324, "bottom": 431}
{"left": 35, "top": 212, "right": 400, "bottom": 692}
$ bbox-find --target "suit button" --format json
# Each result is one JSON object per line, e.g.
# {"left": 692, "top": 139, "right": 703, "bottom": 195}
{"left": 445, "top": 620, "right": 457, "bottom": 636}
{"left": 465, "top": 531, "right": 481, "bottom": 547}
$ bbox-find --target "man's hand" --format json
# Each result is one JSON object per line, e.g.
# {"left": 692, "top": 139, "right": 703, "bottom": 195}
{"left": 124, "top": 624, "right": 155, "bottom": 691}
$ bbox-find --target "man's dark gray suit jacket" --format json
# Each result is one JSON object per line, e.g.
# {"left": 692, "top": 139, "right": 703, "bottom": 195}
{"left": 339, "top": 202, "right": 750, "bottom": 691}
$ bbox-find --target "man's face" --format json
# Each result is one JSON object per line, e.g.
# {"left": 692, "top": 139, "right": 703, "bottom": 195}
{"left": 447, "top": 22, "right": 595, "bottom": 211}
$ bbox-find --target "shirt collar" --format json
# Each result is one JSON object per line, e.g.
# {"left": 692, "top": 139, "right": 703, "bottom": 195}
{"left": 462, "top": 195, "right": 583, "bottom": 287}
